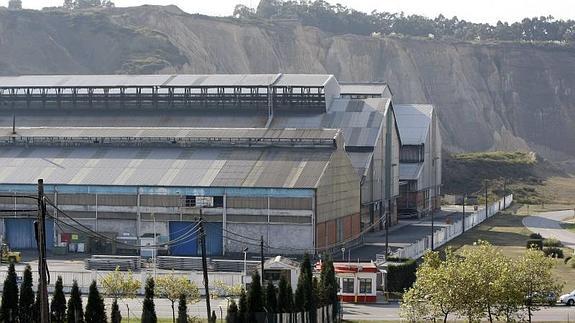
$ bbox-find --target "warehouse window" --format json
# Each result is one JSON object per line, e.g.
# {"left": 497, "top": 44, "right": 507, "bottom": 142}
{"left": 359, "top": 278, "right": 372, "bottom": 294}
{"left": 342, "top": 278, "right": 354, "bottom": 293}
{"left": 400, "top": 145, "right": 424, "bottom": 163}
{"left": 213, "top": 196, "right": 224, "bottom": 208}
{"left": 185, "top": 196, "right": 196, "bottom": 207}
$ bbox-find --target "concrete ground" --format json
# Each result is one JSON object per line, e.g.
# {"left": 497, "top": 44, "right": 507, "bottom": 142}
{"left": 349, "top": 206, "right": 469, "bottom": 260}
{"left": 342, "top": 302, "right": 575, "bottom": 321}
{"left": 523, "top": 209, "right": 575, "bottom": 249}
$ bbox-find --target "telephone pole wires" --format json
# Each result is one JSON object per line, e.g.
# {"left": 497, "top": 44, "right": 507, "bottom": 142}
{"left": 199, "top": 219, "right": 211, "bottom": 321}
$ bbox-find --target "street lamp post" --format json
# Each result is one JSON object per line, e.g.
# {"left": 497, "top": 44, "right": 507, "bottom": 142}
{"left": 243, "top": 247, "right": 249, "bottom": 277}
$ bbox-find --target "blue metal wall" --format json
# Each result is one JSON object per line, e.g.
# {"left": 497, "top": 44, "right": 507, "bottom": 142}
{"left": 5, "top": 218, "right": 54, "bottom": 250}
{"left": 168, "top": 221, "right": 222, "bottom": 256}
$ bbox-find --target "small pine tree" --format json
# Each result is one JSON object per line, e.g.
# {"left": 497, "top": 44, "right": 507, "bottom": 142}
{"left": 277, "top": 276, "right": 293, "bottom": 313}
{"left": 227, "top": 300, "right": 238, "bottom": 322}
{"left": 295, "top": 254, "right": 315, "bottom": 321}
{"left": 210, "top": 310, "right": 217, "bottom": 323}
{"left": 265, "top": 280, "right": 278, "bottom": 313}
{"left": 19, "top": 265, "right": 35, "bottom": 322}
{"left": 177, "top": 293, "right": 187, "bottom": 323}
{"left": 141, "top": 277, "right": 157, "bottom": 323}
{"left": 50, "top": 276, "right": 67, "bottom": 323}
{"left": 85, "top": 281, "right": 107, "bottom": 323}
{"left": 247, "top": 271, "right": 264, "bottom": 318}
{"left": 66, "top": 280, "right": 84, "bottom": 323}
{"left": 0, "top": 262, "right": 19, "bottom": 323}
{"left": 238, "top": 288, "right": 247, "bottom": 323}
{"left": 286, "top": 284, "right": 294, "bottom": 313}
{"left": 110, "top": 299, "right": 121, "bottom": 323}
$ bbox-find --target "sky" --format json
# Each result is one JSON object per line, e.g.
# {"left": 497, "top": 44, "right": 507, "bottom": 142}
{"left": 6, "top": 0, "right": 575, "bottom": 24}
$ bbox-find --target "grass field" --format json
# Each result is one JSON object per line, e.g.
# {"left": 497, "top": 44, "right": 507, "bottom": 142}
{"left": 439, "top": 204, "right": 575, "bottom": 293}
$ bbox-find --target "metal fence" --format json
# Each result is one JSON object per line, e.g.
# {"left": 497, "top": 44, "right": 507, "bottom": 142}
{"left": 394, "top": 195, "right": 514, "bottom": 259}
{"left": 0, "top": 268, "right": 243, "bottom": 295}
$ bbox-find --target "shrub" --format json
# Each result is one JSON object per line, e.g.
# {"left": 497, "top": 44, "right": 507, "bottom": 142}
{"left": 564, "top": 256, "right": 572, "bottom": 264}
{"left": 529, "top": 233, "right": 543, "bottom": 239}
{"left": 387, "top": 259, "right": 417, "bottom": 293}
{"left": 543, "top": 238, "right": 562, "bottom": 247}
{"left": 543, "top": 247, "right": 564, "bottom": 258}
{"left": 568, "top": 258, "right": 575, "bottom": 269}
{"left": 526, "top": 239, "right": 543, "bottom": 250}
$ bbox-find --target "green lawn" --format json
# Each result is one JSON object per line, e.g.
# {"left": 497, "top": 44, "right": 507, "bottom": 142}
{"left": 562, "top": 222, "right": 575, "bottom": 234}
{"left": 439, "top": 205, "right": 575, "bottom": 293}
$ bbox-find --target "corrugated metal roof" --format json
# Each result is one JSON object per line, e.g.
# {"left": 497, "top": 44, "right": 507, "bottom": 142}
{"left": 394, "top": 104, "right": 433, "bottom": 145}
{"left": 0, "top": 145, "right": 333, "bottom": 189}
{"left": 0, "top": 75, "right": 174, "bottom": 88}
{"left": 272, "top": 98, "right": 390, "bottom": 148}
{"left": 349, "top": 152, "right": 373, "bottom": 177}
{"left": 339, "top": 83, "right": 388, "bottom": 96}
{"left": 165, "top": 74, "right": 281, "bottom": 87}
{"left": 1, "top": 127, "right": 340, "bottom": 141}
{"left": 0, "top": 74, "right": 335, "bottom": 88}
{"left": 400, "top": 163, "right": 424, "bottom": 180}
{"left": 274, "top": 74, "right": 333, "bottom": 87}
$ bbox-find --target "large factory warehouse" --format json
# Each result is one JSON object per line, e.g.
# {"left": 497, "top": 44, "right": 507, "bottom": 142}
{"left": 0, "top": 73, "right": 412, "bottom": 256}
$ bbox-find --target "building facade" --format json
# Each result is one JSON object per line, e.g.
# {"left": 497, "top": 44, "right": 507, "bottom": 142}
{"left": 395, "top": 104, "right": 442, "bottom": 217}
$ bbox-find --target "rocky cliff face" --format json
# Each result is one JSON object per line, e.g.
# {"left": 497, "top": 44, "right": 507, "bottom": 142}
{"left": 1, "top": 5, "right": 574, "bottom": 164}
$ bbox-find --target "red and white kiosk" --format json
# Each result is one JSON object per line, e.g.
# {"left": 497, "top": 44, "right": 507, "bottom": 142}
{"left": 333, "top": 262, "right": 378, "bottom": 303}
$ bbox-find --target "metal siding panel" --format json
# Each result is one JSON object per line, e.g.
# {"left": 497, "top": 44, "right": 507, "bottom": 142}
{"left": 169, "top": 221, "right": 199, "bottom": 256}
{"left": 5, "top": 218, "right": 53, "bottom": 250}
{"left": 205, "top": 223, "right": 223, "bottom": 256}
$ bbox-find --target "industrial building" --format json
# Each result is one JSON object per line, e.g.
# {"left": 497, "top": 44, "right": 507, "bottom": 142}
{"left": 394, "top": 104, "right": 442, "bottom": 217}
{"left": 0, "top": 74, "right": 402, "bottom": 255}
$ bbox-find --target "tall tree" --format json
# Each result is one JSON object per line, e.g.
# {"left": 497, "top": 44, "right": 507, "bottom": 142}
{"left": 141, "top": 277, "right": 157, "bottom": 323}
{"left": 156, "top": 273, "right": 200, "bottom": 323}
{"left": 247, "top": 271, "right": 264, "bottom": 321}
{"left": 110, "top": 299, "right": 121, "bottom": 323}
{"left": 319, "top": 256, "right": 339, "bottom": 319}
{"left": 32, "top": 285, "right": 41, "bottom": 323}
{"left": 277, "top": 275, "right": 294, "bottom": 313}
{"left": 515, "top": 248, "right": 562, "bottom": 323}
{"left": 19, "top": 265, "right": 35, "bottom": 323}
{"left": 238, "top": 288, "right": 247, "bottom": 323}
{"left": 66, "top": 280, "right": 84, "bottom": 323}
{"left": 85, "top": 281, "right": 107, "bottom": 323}
{"left": 50, "top": 276, "right": 67, "bottom": 323}
{"left": 294, "top": 253, "right": 315, "bottom": 320}
{"left": 177, "top": 293, "right": 187, "bottom": 323}
{"left": 0, "top": 262, "right": 19, "bottom": 323}
{"left": 265, "top": 280, "right": 278, "bottom": 313}
{"left": 226, "top": 300, "right": 238, "bottom": 323}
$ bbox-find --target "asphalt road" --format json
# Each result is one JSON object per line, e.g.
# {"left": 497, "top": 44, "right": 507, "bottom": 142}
{"left": 523, "top": 210, "right": 575, "bottom": 249}
{"left": 342, "top": 302, "right": 575, "bottom": 321}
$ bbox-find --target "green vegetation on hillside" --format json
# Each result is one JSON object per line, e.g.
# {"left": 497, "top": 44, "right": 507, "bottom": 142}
{"left": 234, "top": 0, "right": 575, "bottom": 44}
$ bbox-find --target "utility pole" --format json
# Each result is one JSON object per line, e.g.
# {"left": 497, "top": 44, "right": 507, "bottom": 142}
{"left": 503, "top": 178, "right": 507, "bottom": 208}
{"left": 199, "top": 220, "right": 211, "bottom": 321}
{"left": 260, "top": 236, "right": 265, "bottom": 285}
{"left": 37, "top": 179, "right": 49, "bottom": 323}
{"left": 385, "top": 201, "right": 390, "bottom": 260}
{"left": 485, "top": 180, "right": 489, "bottom": 218}
{"left": 462, "top": 194, "right": 466, "bottom": 233}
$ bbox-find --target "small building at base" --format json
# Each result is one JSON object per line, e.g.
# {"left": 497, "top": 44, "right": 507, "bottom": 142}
{"left": 333, "top": 262, "right": 379, "bottom": 303}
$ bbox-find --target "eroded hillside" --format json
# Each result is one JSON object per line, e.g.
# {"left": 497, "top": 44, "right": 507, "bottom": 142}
{"left": 1, "top": 5, "right": 574, "bottom": 164}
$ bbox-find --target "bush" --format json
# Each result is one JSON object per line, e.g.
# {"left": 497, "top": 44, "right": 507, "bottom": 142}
{"left": 387, "top": 259, "right": 417, "bottom": 293}
{"left": 529, "top": 233, "right": 543, "bottom": 239}
{"left": 526, "top": 239, "right": 543, "bottom": 250}
{"left": 568, "top": 258, "right": 575, "bottom": 269}
{"left": 543, "top": 247, "right": 564, "bottom": 258}
{"left": 564, "top": 256, "right": 572, "bottom": 264}
{"left": 543, "top": 238, "right": 562, "bottom": 247}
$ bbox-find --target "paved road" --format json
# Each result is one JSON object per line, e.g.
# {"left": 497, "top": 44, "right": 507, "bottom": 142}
{"left": 342, "top": 302, "right": 575, "bottom": 321}
{"left": 522, "top": 210, "right": 575, "bottom": 249}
